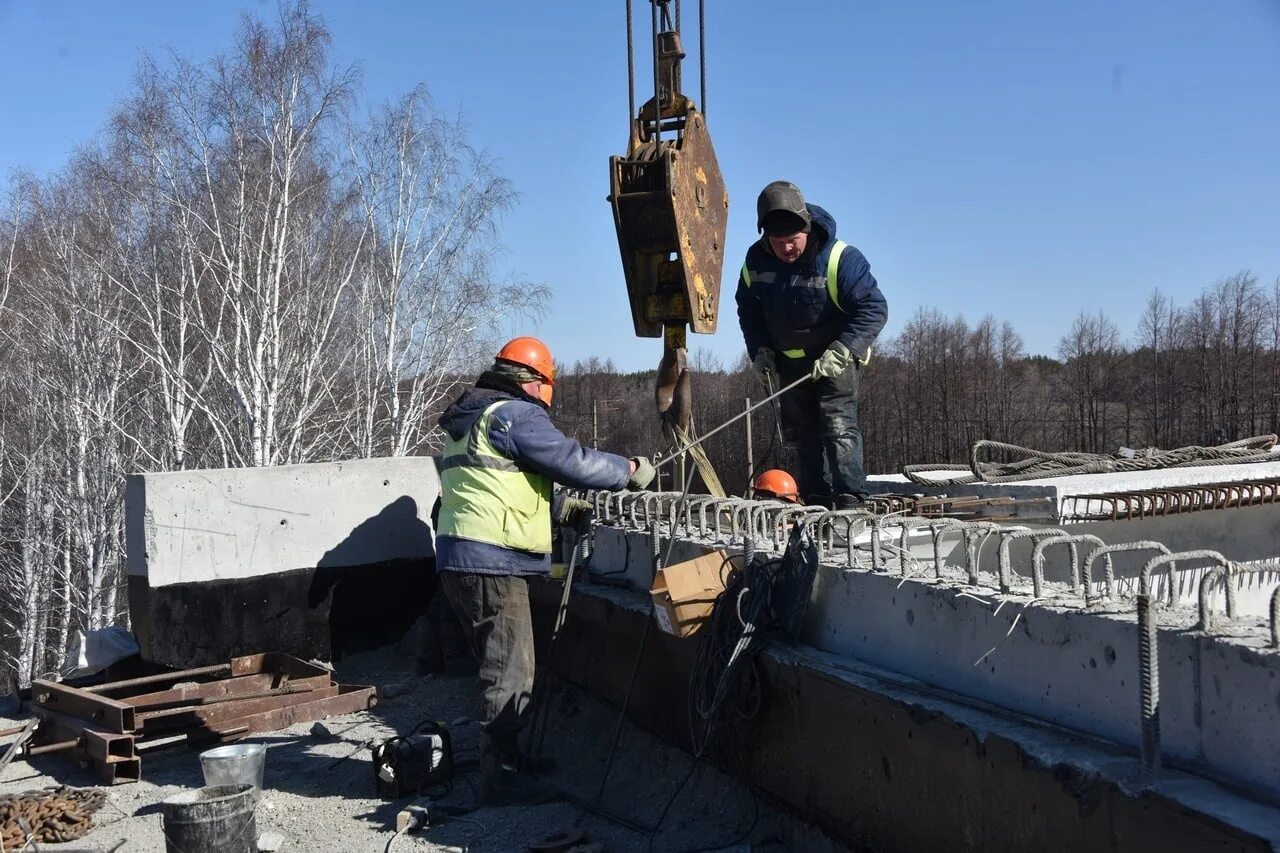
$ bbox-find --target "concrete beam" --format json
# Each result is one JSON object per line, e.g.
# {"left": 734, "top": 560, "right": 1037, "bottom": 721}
{"left": 590, "top": 524, "right": 1280, "bottom": 802}
{"left": 531, "top": 580, "right": 1280, "bottom": 852}
{"left": 126, "top": 457, "right": 439, "bottom": 587}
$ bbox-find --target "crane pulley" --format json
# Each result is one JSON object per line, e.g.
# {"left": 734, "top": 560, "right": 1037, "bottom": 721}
{"left": 608, "top": 0, "right": 728, "bottom": 443}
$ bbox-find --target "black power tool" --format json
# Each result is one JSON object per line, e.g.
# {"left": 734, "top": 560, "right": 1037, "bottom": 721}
{"left": 371, "top": 719, "right": 454, "bottom": 799}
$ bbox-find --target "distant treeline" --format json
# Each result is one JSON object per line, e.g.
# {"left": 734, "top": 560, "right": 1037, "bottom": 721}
{"left": 554, "top": 271, "right": 1280, "bottom": 498}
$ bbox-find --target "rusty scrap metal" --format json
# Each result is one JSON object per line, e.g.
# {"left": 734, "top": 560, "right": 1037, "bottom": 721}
{"left": 0, "top": 785, "right": 107, "bottom": 849}
{"left": 31, "top": 680, "right": 137, "bottom": 733}
{"left": 82, "top": 662, "right": 232, "bottom": 694}
{"left": 21, "top": 652, "right": 376, "bottom": 785}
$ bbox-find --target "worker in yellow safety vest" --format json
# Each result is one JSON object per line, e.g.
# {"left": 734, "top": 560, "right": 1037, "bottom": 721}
{"left": 435, "top": 336, "right": 655, "bottom": 800}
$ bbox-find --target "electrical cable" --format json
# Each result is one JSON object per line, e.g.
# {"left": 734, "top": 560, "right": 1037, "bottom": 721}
{"left": 592, "top": 458, "right": 699, "bottom": 809}
{"left": 645, "top": 526, "right": 814, "bottom": 851}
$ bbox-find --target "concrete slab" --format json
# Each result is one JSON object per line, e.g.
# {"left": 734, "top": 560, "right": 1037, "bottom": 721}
{"left": 126, "top": 456, "right": 440, "bottom": 586}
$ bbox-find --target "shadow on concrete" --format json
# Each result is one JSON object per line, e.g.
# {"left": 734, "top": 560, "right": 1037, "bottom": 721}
{"left": 308, "top": 495, "right": 436, "bottom": 660}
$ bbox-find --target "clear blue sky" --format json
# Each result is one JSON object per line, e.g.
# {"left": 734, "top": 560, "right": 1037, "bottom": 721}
{"left": 3, "top": 1, "right": 1278, "bottom": 371}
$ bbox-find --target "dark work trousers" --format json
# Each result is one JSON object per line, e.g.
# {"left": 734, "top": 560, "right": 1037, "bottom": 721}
{"left": 775, "top": 354, "right": 867, "bottom": 502}
{"left": 439, "top": 571, "right": 535, "bottom": 761}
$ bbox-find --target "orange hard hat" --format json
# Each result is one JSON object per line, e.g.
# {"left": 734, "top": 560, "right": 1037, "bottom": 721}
{"left": 496, "top": 336, "right": 556, "bottom": 405}
{"left": 753, "top": 469, "right": 800, "bottom": 503}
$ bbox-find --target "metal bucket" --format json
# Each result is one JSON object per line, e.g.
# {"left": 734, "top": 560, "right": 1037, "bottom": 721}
{"left": 200, "top": 743, "right": 266, "bottom": 793}
{"left": 161, "top": 784, "right": 258, "bottom": 853}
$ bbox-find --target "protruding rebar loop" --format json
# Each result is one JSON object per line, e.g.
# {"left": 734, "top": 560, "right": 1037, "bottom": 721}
{"left": 1197, "top": 561, "right": 1280, "bottom": 633}
{"left": 774, "top": 507, "right": 823, "bottom": 551}
{"left": 610, "top": 492, "right": 628, "bottom": 525}
{"left": 684, "top": 496, "right": 718, "bottom": 538}
{"left": 1030, "top": 534, "right": 1105, "bottom": 600}
{"left": 591, "top": 490, "right": 609, "bottom": 520}
{"left": 927, "top": 520, "right": 966, "bottom": 580}
{"left": 641, "top": 492, "right": 666, "bottom": 527}
{"left": 962, "top": 530, "right": 982, "bottom": 585}
{"left": 870, "top": 515, "right": 885, "bottom": 572}
{"left": 650, "top": 516, "right": 663, "bottom": 574}
{"left": 710, "top": 498, "right": 744, "bottom": 543}
{"left": 957, "top": 521, "right": 1002, "bottom": 586}
{"left": 1084, "top": 542, "right": 1169, "bottom": 606}
{"left": 665, "top": 495, "right": 683, "bottom": 534}
{"left": 750, "top": 504, "right": 775, "bottom": 550}
{"left": 578, "top": 518, "right": 593, "bottom": 563}
{"left": 729, "top": 502, "right": 749, "bottom": 541}
{"left": 1197, "top": 565, "right": 1232, "bottom": 633}
{"left": 1137, "top": 591, "right": 1160, "bottom": 772}
{"left": 1140, "top": 550, "right": 1229, "bottom": 630}
{"left": 623, "top": 493, "right": 645, "bottom": 528}
{"left": 996, "top": 528, "right": 1066, "bottom": 594}
{"left": 1271, "top": 586, "right": 1280, "bottom": 649}
{"left": 1132, "top": 551, "right": 1232, "bottom": 773}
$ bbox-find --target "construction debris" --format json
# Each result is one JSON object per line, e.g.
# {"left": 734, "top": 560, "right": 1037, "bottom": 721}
{"left": 20, "top": 653, "right": 376, "bottom": 784}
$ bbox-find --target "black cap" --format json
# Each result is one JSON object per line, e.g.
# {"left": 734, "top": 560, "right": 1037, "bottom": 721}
{"left": 756, "top": 180, "right": 811, "bottom": 236}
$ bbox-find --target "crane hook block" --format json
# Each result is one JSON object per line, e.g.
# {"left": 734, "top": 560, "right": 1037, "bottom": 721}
{"left": 608, "top": 32, "right": 729, "bottom": 338}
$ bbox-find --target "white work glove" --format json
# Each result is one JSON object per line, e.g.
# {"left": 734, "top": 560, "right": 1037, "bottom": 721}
{"left": 811, "top": 342, "right": 854, "bottom": 380}
{"left": 752, "top": 348, "right": 776, "bottom": 381}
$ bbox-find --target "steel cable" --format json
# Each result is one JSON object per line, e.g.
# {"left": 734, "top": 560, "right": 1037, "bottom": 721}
{"left": 904, "top": 435, "right": 1278, "bottom": 485}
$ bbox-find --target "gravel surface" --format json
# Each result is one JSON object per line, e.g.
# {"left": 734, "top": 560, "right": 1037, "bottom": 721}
{"left": 0, "top": 645, "right": 851, "bottom": 852}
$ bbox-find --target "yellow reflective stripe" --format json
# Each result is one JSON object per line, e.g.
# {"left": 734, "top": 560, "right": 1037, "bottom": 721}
{"left": 780, "top": 348, "right": 806, "bottom": 359}
{"left": 826, "top": 240, "right": 847, "bottom": 313}
{"left": 856, "top": 348, "right": 872, "bottom": 366}
{"left": 741, "top": 263, "right": 752, "bottom": 288}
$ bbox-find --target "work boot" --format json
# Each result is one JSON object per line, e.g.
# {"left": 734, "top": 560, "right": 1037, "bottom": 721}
{"left": 834, "top": 493, "right": 866, "bottom": 511}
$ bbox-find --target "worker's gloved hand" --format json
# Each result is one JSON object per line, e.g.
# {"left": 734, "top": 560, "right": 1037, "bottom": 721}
{"left": 811, "top": 342, "right": 854, "bottom": 380}
{"left": 627, "top": 456, "right": 656, "bottom": 491}
{"left": 752, "top": 348, "right": 776, "bottom": 381}
{"left": 556, "top": 497, "right": 593, "bottom": 530}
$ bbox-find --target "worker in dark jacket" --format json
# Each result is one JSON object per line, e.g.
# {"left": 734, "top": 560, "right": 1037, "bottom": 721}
{"left": 736, "top": 181, "right": 888, "bottom": 508}
{"left": 435, "top": 336, "right": 655, "bottom": 797}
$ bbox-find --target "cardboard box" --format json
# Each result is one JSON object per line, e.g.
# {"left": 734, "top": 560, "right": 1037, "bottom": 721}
{"left": 650, "top": 550, "right": 739, "bottom": 638}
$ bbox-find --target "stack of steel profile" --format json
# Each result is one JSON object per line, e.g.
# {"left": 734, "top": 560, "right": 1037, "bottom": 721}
{"left": 13, "top": 652, "right": 376, "bottom": 784}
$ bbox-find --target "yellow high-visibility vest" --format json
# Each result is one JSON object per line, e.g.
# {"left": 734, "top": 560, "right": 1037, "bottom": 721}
{"left": 437, "top": 401, "right": 552, "bottom": 554}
